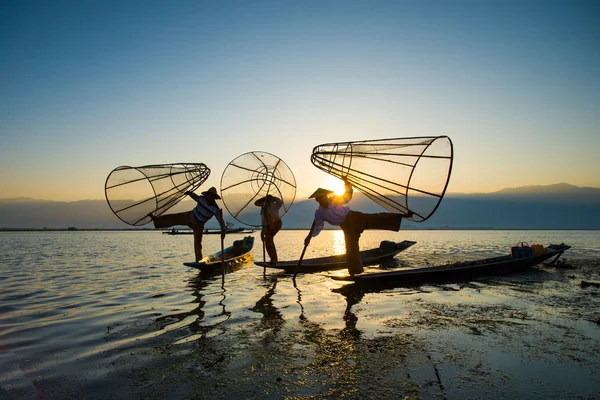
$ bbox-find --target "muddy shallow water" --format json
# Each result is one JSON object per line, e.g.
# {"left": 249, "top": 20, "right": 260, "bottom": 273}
{"left": 1, "top": 230, "right": 599, "bottom": 399}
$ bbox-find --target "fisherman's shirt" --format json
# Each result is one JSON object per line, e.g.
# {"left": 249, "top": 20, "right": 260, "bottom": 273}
{"left": 310, "top": 187, "right": 353, "bottom": 237}
{"left": 193, "top": 196, "right": 221, "bottom": 224}
{"left": 261, "top": 197, "right": 283, "bottom": 226}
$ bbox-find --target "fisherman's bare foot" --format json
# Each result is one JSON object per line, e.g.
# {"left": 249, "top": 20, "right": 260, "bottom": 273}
{"left": 349, "top": 266, "right": 364, "bottom": 276}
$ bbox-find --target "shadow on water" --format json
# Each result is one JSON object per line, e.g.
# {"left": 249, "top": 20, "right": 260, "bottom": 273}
{"left": 250, "top": 276, "right": 285, "bottom": 334}
{"left": 154, "top": 278, "right": 208, "bottom": 330}
{"left": 153, "top": 261, "right": 254, "bottom": 337}
{"left": 154, "top": 277, "right": 229, "bottom": 337}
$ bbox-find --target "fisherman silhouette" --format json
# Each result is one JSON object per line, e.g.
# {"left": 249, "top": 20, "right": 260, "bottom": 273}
{"left": 149, "top": 187, "right": 226, "bottom": 262}
{"left": 255, "top": 194, "right": 283, "bottom": 265}
{"left": 304, "top": 177, "right": 412, "bottom": 275}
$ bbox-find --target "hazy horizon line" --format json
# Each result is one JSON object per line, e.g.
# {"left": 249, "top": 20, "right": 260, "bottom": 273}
{"left": 2, "top": 182, "right": 599, "bottom": 203}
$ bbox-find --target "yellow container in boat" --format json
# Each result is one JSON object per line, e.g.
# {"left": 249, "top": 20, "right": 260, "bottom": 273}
{"left": 532, "top": 244, "right": 545, "bottom": 255}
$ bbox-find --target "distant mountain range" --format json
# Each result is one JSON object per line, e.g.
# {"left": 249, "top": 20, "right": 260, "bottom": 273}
{"left": 1, "top": 183, "right": 599, "bottom": 230}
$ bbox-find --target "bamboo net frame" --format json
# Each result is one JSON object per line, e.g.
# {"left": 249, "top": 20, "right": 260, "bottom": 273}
{"left": 220, "top": 151, "right": 296, "bottom": 228}
{"left": 105, "top": 163, "right": 210, "bottom": 226}
{"left": 311, "top": 136, "right": 453, "bottom": 222}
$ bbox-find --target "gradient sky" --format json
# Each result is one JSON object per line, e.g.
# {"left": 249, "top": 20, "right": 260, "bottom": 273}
{"left": 1, "top": 0, "right": 599, "bottom": 201}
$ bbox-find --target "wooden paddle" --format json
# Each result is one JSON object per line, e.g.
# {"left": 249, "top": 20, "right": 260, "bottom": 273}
{"left": 260, "top": 199, "right": 267, "bottom": 275}
{"left": 261, "top": 199, "right": 267, "bottom": 263}
{"left": 293, "top": 220, "right": 316, "bottom": 280}
{"left": 221, "top": 233, "right": 225, "bottom": 285}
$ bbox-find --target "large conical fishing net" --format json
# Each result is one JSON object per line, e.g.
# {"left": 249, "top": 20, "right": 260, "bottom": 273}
{"left": 105, "top": 163, "right": 210, "bottom": 226}
{"left": 220, "top": 151, "right": 296, "bottom": 227}
{"left": 311, "top": 136, "right": 453, "bottom": 222}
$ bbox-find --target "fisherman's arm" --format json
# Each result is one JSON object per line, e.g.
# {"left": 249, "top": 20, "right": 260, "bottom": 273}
{"left": 340, "top": 177, "right": 353, "bottom": 203}
{"left": 304, "top": 211, "right": 324, "bottom": 245}
{"left": 185, "top": 191, "right": 200, "bottom": 201}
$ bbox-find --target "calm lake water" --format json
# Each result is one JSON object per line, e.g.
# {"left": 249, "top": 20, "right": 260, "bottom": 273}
{"left": 1, "top": 230, "right": 599, "bottom": 399}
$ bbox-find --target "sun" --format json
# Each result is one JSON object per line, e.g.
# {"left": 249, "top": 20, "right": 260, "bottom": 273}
{"left": 323, "top": 175, "right": 347, "bottom": 195}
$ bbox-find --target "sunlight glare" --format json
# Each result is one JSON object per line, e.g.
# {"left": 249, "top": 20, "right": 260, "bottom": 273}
{"left": 332, "top": 230, "right": 345, "bottom": 255}
{"left": 323, "top": 175, "right": 347, "bottom": 195}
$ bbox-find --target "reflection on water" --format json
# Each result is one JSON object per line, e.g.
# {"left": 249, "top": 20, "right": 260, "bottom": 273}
{"left": 332, "top": 229, "right": 346, "bottom": 255}
{"left": 1, "top": 230, "right": 599, "bottom": 399}
{"left": 251, "top": 277, "right": 285, "bottom": 332}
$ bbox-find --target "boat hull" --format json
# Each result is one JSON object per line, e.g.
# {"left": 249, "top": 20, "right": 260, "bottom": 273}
{"left": 184, "top": 236, "right": 255, "bottom": 272}
{"left": 255, "top": 240, "right": 417, "bottom": 273}
{"left": 163, "top": 227, "right": 253, "bottom": 235}
{"left": 332, "top": 244, "right": 570, "bottom": 285}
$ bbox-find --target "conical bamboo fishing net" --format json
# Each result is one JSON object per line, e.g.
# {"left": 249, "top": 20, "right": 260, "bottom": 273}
{"left": 220, "top": 151, "right": 296, "bottom": 227}
{"left": 311, "top": 136, "right": 453, "bottom": 222}
{"left": 105, "top": 163, "right": 210, "bottom": 226}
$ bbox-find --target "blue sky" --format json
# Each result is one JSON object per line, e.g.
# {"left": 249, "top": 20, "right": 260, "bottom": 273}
{"left": 1, "top": 0, "right": 599, "bottom": 201}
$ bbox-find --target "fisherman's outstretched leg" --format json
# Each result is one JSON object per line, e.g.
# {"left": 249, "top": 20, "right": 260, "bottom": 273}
{"left": 362, "top": 212, "right": 402, "bottom": 231}
{"left": 151, "top": 211, "right": 193, "bottom": 229}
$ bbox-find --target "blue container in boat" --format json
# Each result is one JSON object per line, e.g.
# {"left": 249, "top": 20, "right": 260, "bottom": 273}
{"left": 511, "top": 242, "right": 535, "bottom": 258}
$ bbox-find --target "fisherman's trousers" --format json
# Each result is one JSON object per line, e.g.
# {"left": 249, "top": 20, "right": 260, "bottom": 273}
{"left": 262, "top": 219, "right": 282, "bottom": 264}
{"left": 340, "top": 211, "right": 403, "bottom": 275}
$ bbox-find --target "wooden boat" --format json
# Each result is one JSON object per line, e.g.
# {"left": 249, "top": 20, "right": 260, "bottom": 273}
{"left": 202, "top": 226, "right": 249, "bottom": 234}
{"left": 163, "top": 229, "right": 193, "bottom": 235}
{"left": 163, "top": 226, "right": 254, "bottom": 235}
{"left": 183, "top": 236, "right": 254, "bottom": 272}
{"left": 331, "top": 243, "right": 570, "bottom": 285}
{"left": 254, "top": 240, "right": 417, "bottom": 273}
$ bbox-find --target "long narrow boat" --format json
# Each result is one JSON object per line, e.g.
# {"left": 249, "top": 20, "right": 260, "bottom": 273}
{"left": 331, "top": 243, "right": 570, "bottom": 285}
{"left": 163, "top": 227, "right": 254, "bottom": 235}
{"left": 183, "top": 236, "right": 255, "bottom": 272}
{"left": 203, "top": 227, "right": 251, "bottom": 235}
{"left": 255, "top": 240, "right": 417, "bottom": 273}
